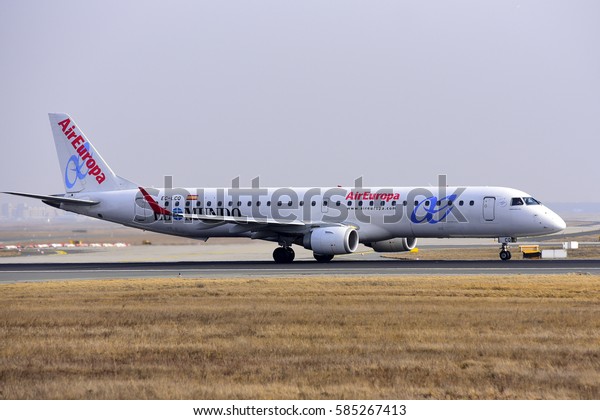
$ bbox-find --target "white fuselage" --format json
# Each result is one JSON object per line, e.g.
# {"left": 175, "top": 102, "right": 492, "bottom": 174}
{"left": 62, "top": 185, "right": 566, "bottom": 243}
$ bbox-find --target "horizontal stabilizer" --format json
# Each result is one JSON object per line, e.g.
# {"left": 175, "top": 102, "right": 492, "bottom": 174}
{"left": 3, "top": 191, "right": 99, "bottom": 206}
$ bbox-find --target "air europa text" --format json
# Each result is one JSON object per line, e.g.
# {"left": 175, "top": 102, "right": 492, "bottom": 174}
{"left": 57, "top": 118, "right": 106, "bottom": 184}
{"left": 345, "top": 192, "right": 400, "bottom": 201}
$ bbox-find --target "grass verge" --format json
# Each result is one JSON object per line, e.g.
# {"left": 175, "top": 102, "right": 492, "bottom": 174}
{"left": 1, "top": 274, "right": 600, "bottom": 399}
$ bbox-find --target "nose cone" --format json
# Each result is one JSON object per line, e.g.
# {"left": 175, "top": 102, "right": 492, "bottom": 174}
{"left": 545, "top": 211, "right": 566, "bottom": 233}
{"left": 553, "top": 214, "right": 567, "bottom": 232}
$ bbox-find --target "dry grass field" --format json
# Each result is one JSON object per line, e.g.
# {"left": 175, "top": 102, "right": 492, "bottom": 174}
{"left": 1, "top": 274, "right": 600, "bottom": 400}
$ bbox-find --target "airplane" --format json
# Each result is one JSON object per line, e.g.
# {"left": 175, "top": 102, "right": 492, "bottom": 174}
{"left": 4, "top": 113, "right": 566, "bottom": 263}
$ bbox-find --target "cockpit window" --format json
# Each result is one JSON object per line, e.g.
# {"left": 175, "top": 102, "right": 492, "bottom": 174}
{"left": 511, "top": 197, "right": 524, "bottom": 206}
{"left": 524, "top": 197, "right": 541, "bottom": 205}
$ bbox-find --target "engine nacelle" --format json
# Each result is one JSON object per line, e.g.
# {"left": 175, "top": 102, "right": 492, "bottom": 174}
{"left": 303, "top": 226, "right": 359, "bottom": 255}
{"left": 367, "top": 237, "right": 417, "bottom": 253}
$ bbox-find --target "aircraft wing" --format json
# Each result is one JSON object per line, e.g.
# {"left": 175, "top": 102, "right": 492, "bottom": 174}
{"left": 3, "top": 191, "right": 100, "bottom": 206}
{"left": 138, "top": 187, "right": 361, "bottom": 232}
{"left": 179, "top": 212, "right": 305, "bottom": 226}
{"left": 138, "top": 187, "right": 306, "bottom": 227}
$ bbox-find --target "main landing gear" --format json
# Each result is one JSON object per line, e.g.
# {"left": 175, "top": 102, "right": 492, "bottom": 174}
{"left": 272, "top": 247, "right": 336, "bottom": 263}
{"left": 273, "top": 246, "right": 295, "bottom": 264}
{"left": 313, "top": 253, "right": 334, "bottom": 263}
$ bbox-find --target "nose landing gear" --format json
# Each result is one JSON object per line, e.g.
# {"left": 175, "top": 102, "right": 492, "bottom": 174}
{"left": 498, "top": 236, "right": 516, "bottom": 261}
{"left": 499, "top": 247, "right": 512, "bottom": 261}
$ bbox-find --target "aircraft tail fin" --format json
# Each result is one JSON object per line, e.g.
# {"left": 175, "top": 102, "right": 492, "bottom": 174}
{"left": 49, "top": 113, "right": 137, "bottom": 193}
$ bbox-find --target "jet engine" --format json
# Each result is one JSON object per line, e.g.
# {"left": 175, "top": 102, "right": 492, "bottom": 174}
{"left": 303, "top": 226, "right": 359, "bottom": 255}
{"left": 367, "top": 237, "right": 417, "bottom": 252}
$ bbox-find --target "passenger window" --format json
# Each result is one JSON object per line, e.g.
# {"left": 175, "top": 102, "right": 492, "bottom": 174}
{"left": 511, "top": 197, "right": 524, "bottom": 206}
{"left": 358, "top": 201, "right": 363, "bottom": 206}
{"left": 369, "top": 201, "right": 374, "bottom": 206}
{"left": 469, "top": 200, "right": 474, "bottom": 206}
{"left": 336, "top": 201, "right": 341, "bottom": 206}
{"left": 277, "top": 201, "right": 282, "bottom": 206}
{"left": 185, "top": 201, "right": 190, "bottom": 207}
{"left": 175, "top": 201, "right": 180, "bottom": 207}
{"left": 197, "top": 201, "right": 202, "bottom": 207}
{"left": 237, "top": 201, "right": 242, "bottom": 206}
{"left": 459, "top": 200, "right": 464, "bottom": 206}
{"left": 323, "top": 201, "right": 328, "bottom": 206}
{"left": 206, "top": 201, "right": 211, "bottom": 206}
{"left": 403, "top": 201, "right": 408, "bottom": 206}
{"left": 311, "top": 201, "right": 316, "bottom": 206}
{"left": 288, "top": 201, "right": 293, "bottom": 206}
{"left": 256, "top": 201, "right": 261, "bottom": 206}
{"left": 348, "top": 201, "right": 353, "bottom": 206}
{"left": 299, "top": 201, "right": 304, "bottom": 206}
{"left": 217, "top": 201, "right": 222, "bottom": 207}
{"left": 247, "top": 201, "right": 252, "bottom": 206}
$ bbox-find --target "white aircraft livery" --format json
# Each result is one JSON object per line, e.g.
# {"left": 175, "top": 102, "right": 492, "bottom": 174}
{"left": 5, "top": 113, "right": 567, "bottom": 263}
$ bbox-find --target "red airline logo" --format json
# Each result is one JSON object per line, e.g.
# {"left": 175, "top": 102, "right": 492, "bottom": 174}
{"left": 57, "top": 118, "right": 106, "bottom": 185}
{"left": 345, "top": 192, "right": 400, "bottom": 201}
{"left": 139, "top": 187, "right": 172, "bottom": 216}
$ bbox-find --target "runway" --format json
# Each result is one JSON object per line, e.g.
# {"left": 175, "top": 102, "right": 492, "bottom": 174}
{"left": 1, "top": 259, "right": 599, "bottom": 282}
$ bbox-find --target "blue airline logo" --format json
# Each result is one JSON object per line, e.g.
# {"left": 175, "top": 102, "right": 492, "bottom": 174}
{"left": 172, "top": 208, "right": 184, "bottom": 221}
{"left": 410, "top": 194, "right": 457, "bottom": 224}
{"left": 65, "top": 143, "right": 92, "bottom": 189}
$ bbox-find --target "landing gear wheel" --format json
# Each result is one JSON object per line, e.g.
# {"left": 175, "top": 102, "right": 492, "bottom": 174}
{"left": 499, "top": 240, "right": 512, "bottom": 261}
{"left": 499, "top": 250, "right": 512, "bottom": 261}
{"left": 273, "top": 247, "right": 295, "bottom": 263}
{"left": 313, "top": 253, "right": 334, "bottom": 263}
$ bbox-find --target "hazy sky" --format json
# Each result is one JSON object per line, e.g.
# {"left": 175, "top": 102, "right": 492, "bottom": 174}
{"left": 1, "top": 0, "right": 599, "bottom": 203}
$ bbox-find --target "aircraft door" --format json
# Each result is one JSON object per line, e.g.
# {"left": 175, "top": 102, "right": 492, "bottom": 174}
{"left": 483, "top": 197, "right": 495, "bottom": 221}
